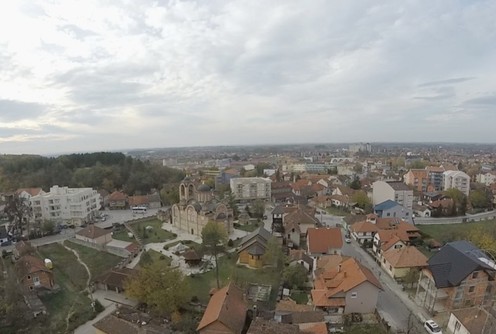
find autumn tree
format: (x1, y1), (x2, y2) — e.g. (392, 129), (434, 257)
(444, 188), (467, 216)
(468, 226), (496, 256)
(201, 221), (228, 288)
(124, 262), (190, 315)
(351, 190), (372, 213)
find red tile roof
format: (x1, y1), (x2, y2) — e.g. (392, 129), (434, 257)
(307, 228), (343, 254)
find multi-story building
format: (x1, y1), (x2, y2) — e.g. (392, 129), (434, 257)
(30, 185), (100, 224)
(230, 177), (271, 201)
(372, 181), (413, 210)
(443, 170), (470, 196)
(426, 166), (445, 191)
(404, 169), (429, 193)
(476, 172), (496, 186)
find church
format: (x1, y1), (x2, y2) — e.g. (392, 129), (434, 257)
(171, 177), (234, 237)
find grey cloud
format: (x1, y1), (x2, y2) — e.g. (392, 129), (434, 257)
(464, 95), (496, 106)
(0, 100), (46, 121)
(418, 77), (475, 87)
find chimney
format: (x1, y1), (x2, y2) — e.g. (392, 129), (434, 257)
(338, 264), (342, 272)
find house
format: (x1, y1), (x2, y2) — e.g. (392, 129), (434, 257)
(237, 227), (272, 269)
(183, 249), (204, 266)
(98, 189), (110, 209)
(415, 240), (496, 313)
(372, 181), (413, 210)
(413, 203), (431, 217)
(284, 208), (319, 237)
(372, 230), (407, 260)
(247, 318), (300, 334)
(127, 195), (149, 208)
(75, 225), (113, 245)
(476, 172), (496, 186)
(93, 305), (166, 334)
(299, 322), (328, 334)
(380, 246), (428, 279)
(349, 219), (378, 246)
(197, 283), (247, 334)
(288, 249), (314, 272)
(311, 258), (382, 314)
(15, 255), (54, 291)
(307, 228), (343, 257)
(447, 306), (496, 334)
(93, 268), (137, 293)
(108, 191), (128, 210)
(313, 254), (347, 279)
(16, 187), (44, 200)
(374, 200), (413, 223)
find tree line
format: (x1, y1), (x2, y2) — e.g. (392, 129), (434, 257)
(0, 152), (185, 196)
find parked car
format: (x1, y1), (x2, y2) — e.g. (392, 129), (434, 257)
(424, 320), (442, 334)
(345, 237), (352, 243)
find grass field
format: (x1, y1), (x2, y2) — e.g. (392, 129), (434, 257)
(138, 249), (172, 268)
(37, 243), (96, 333)
(186, 253), (281, 308)
(418, 219), (496, 244)
(64, 241), (123, 278)
(112, 218), (176, 244)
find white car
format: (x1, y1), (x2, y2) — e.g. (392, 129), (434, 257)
(345, 237), (352, 243)
(424, 320), (442, 334)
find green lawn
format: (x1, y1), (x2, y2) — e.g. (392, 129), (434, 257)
(138, 249), (172, 268)
(325, 206), (350, 216)
(290, 290), (309, 304)
(112, 218), (177, 244)
(64, 241), (123, 278)
(418, 219), (496, 244)
(186, 254), (281, 308)
(345, 324), (387, 334)
(37, 243), (96, 333)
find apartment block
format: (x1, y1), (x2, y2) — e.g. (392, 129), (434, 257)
(372, 181), (413, 210)
(230, 177), (272, 201)
(30, 185), (101, 223)
(443, 170), (470, 196)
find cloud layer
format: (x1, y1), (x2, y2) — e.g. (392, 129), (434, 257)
(1, 0), (496, 154)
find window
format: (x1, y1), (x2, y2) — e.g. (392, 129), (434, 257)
(472, 272), (479, 279)
(387, 213), (391, 217)
(469, 286), (475, 293)
(351, 292), (357, 298)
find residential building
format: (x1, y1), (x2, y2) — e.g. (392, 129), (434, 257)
(447, 306), (496, 334)
(93, 305), (167, 334)
(311, 257), (382, 314)
(426, 166), (445, 192)
(372, 181), (413, 210)
(349, 215), (378, 245)
(443, 170), (471, 196)
(197, 283), (247, 334)
(108, 191), (127, 209)
(380, 246), (428, 279)
(93, 268), (137, 293)
(374, 200), (413, 223)
(171, 177), (234, 237)
(476, 172), (496, 187)
(404, 169), (429, 193)
(15, 255), (54, 291)
(237, 227), (272, 269)
(30, 185), (100, 224)
(75, 225), (113, 245)
(230, 177), (272, 201)
(307, 227), (343, 257)
(415, 241), (496, 313)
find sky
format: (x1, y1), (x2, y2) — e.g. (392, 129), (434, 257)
(1, 0), (496, 155)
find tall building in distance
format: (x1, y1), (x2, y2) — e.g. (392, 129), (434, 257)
(443, 170), (470, 196)
(230, 177), (272, 201)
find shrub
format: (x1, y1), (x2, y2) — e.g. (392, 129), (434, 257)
(163, 245), (169, 250)
(191, 296), (199, 303)
(93, 299), (105, 313)
(227, 239), (234, 247)
(159, 255), (166, 260)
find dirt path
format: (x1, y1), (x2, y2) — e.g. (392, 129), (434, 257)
(63, 243), (92, 289)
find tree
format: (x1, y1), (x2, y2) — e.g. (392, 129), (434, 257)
(251, 199), (265, 219)
(201, 221), (228, 288)
(349, 176), (361, 190)
(469, 188), (491, 209)
(262, 237), (285, 269)
(225, 192), (239, 219)
(283, 265), (308, 289)
(351, 191), (372, 213)
(4, 194), (33, 238)
(444, 188), (467, 216)
(353, 163), (363, 174)
(403, 269), (420, 289)
(468, 226), (496, 255)
(41, 220), (55, 235)
(124, 261), (189, 315)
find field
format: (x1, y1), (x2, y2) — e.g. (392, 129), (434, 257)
(112, 218), (177, 244)
(418, 219), (496, 244)
(64, 240), (123, 278)
(186, 253), (281, 308)
(37, 243), (96, 333)
(138, 249), (172, 268)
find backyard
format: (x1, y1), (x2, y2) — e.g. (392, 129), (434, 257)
(37, 243), (97, 333)
(64, 240), (123, 277)
(186, 253), (282, 308)
(112, 218), (177, 244)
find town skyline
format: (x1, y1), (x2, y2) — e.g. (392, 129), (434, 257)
(1, 0), (496, 155)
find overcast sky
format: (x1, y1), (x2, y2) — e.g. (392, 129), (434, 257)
(1, 0), (495, 155)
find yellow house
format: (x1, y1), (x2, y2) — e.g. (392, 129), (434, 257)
(237, 227), (271, 269)
(381, 245), (428, 279)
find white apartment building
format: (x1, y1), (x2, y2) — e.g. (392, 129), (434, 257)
(230, 177), (271, 201)
(30, 185), (101, 223)
(443, 170), (470, 196)
(476, 172), (496, 186)
(372, 181), (413, 210)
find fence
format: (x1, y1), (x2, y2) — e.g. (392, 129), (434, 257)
(415, 210), (496, 225)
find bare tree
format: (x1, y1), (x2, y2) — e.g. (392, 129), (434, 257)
(3, 194), (33, 239)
